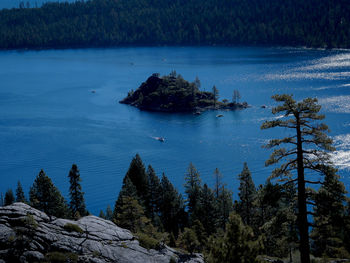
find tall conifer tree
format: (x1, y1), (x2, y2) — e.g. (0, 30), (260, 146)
(29, 169), (69, 218)
(184, 163), (202, 224)
(261, 94), (335, 263)
(236, 162), (256, 226)
(68, 164), (87, 217)
(15, 181), (27, 203)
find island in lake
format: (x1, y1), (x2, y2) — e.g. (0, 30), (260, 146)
(120, 72), (248, 113)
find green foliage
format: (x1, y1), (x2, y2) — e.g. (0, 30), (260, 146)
(113, 174), (138, 221)
(15, 181), (27, 203)
(311, 166), (349, 258)
(22, 213), (38, 229)
(124, 154), (148, 204)
(29, 169), (70, 218)
(146, 165), (162, 225)
(236, 162), (256, 226)
(63, 223), (84, 234)
(4, 189), (15, 206)
(199, 184), (217, 235)
(114, 196), (147, 233)
(120, 73), (237, 112)
(135, 232), (161, 250)
(44, 251), (78, 263)
(68, 164), (87, 217)
(178, 227), (200, 254)
(1, 0), (350, 49)
(160, 173), (187, 236)
(206, 213), (262, 263)
(184, 163), (202, 224)
(261, 94), (335, 263)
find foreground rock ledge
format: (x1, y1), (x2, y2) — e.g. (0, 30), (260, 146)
(0, 203), (203, 263)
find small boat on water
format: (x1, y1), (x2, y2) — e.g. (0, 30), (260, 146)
(91, 90), (96, 93)
(155, 137), (165, 142)
(216, 114), (224, 118)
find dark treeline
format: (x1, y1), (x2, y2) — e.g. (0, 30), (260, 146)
(2, 95), (350, 262)
(1, 0), (350, 49)
(2, 154), (350, 261)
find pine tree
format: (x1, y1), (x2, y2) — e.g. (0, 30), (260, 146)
(160, 173), (186, 236)
(216, 185), (233, 230)
(213, 168), (223, 199)
(146, 165), (162, 224)
(207, 213), (261, 263)
(0, 193), (4, 206)
(261, 94), (335, 263)
(105, 205), (113, 221)
(114, 196), (147, 232)
(29, 169), (69, 218)
(184, 162), (202, 225)
(68, 164), (87, 217)
(113, 175), (138, 221)
(15, 181), (27, 203)
(236, 162), (256, 226)
(125, 154), (148, 204)
(310, 166), (348, 258)
(212, 85), (219, 106)
(4, 189), (15, 206)
(199, 184), (217, 235)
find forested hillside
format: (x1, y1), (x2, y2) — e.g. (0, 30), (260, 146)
(0, 0), (350, 49)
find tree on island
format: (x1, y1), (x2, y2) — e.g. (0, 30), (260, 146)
(232, 90), (241, 103)
(212, 85), (219, 106)
(261, 94), (335, 263)
(68, 164), (87, 218)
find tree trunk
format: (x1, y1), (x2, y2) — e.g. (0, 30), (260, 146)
(296, 115), (310, 263)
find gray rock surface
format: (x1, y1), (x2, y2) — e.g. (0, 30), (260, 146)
(0, 203), (204, 263)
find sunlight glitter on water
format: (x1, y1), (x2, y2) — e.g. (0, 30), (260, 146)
(331, 134), (350, 170)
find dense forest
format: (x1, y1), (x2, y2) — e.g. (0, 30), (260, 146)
(120, 72), (247, 112)
(2, 95), (350, 262)
(0, 0), (350, 49)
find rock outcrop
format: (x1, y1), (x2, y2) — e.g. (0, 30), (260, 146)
(0, 203), (204, 263)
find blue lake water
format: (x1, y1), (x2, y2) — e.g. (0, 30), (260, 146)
(0, 0), (75, 9)
(1, 47), (350, 214)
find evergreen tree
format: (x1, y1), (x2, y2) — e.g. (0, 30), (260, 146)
(212, 85), (219, 106)
(236, 162), (256, 226)
(261, 94), (335, 263)
(105, 205), (113, 221)
(15, 181), (27, 203)
(310, 166), (348, 258)
(99, 210), (106, 219)
(207, 213), (261, 263)
(29, 169), (69, 218)
(113, 175), (138, 221)
(178, 228), (200, 254)
(199, 184), (217, 235)
(4, 189), (15, 206)
(213, 168), (223, 199)
(216, 185), (233, 230)
(68, 164), (87, 217)
(184, 162), (202, 225)
(160, 173), (186, 236)
(0, 193), (3, 206)
(146, 165), (162, 225)
(114, 196), (147, 232)
(125, 154), (148, 204)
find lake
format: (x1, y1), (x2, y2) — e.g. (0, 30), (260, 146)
(1, 47), (349, 214)
(0, 0), (76, 9)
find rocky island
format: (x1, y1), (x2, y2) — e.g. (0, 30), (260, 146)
(120, 72), (248, 113)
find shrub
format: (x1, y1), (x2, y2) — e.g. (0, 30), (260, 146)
(63, 223), (83, 234)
